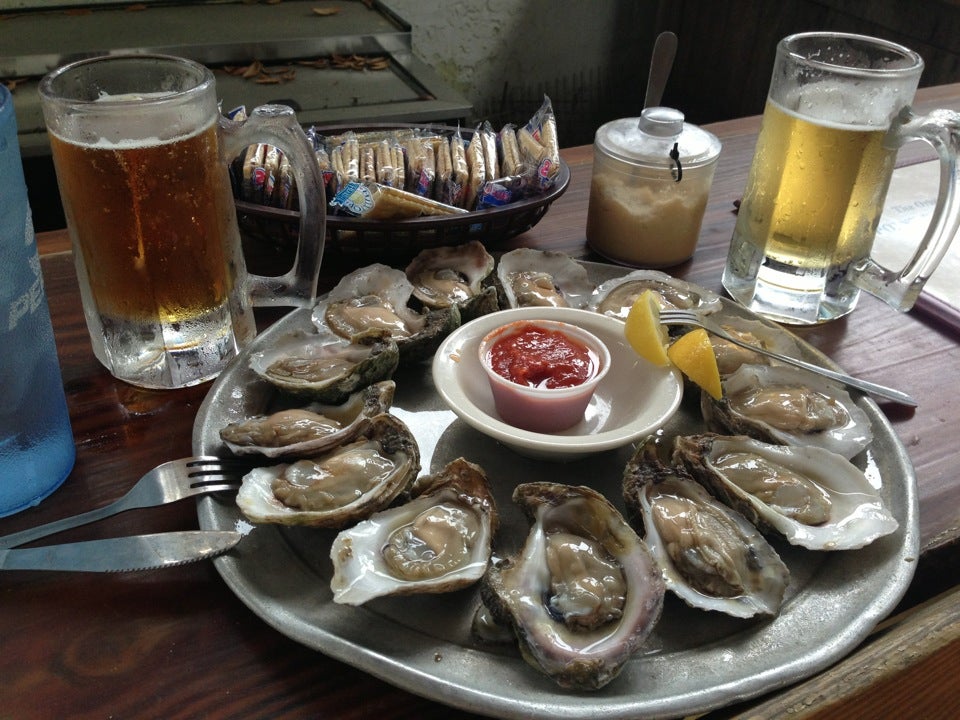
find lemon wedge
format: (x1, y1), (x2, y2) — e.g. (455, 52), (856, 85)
(667, 328), (723, 400)
(624, 290), (670, 367)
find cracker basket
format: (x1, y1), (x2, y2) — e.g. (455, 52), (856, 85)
(233, 123), (570, 264)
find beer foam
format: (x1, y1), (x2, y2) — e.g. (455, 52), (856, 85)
(96, 90), (178, 103)
(85, 134), (176, 150)
(778, 81), (906, 130)
(49, 115), (213, 151)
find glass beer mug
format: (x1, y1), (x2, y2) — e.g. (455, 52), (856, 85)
(39, 54), (326, 388)
(723, 32), (960, 324)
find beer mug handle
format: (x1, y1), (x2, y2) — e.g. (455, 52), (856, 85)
(219, 105), (326, 308)
(855, 107), (960, 311)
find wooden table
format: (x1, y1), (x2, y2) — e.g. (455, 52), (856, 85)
(2, 84), (959, 720)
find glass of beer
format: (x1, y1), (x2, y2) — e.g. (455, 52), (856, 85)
(723, 32), (960, 324)
(39, 54), (326, 388)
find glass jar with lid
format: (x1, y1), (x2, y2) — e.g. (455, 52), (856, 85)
(586, 107), (721, 267)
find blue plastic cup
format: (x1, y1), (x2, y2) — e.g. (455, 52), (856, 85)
(0, 85), (76, 517)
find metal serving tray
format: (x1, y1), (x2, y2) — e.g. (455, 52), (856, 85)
(193, 260), (918, 720)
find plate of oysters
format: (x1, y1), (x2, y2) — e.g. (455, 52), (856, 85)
(193, 242), (918, 720)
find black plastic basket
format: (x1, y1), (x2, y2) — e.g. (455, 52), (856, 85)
(234, 123), (569, 263)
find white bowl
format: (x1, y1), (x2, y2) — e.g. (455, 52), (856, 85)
(432, 307), (684, 460)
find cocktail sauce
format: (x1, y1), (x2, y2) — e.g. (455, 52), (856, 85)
(487, 323), (598, 389)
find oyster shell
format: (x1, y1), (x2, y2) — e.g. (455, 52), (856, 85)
(312, 263), (460, 362)
(219, 380), (395, 458)
(480, 482), (664, 690)
(623, 437), (789, 618)
(235, 412), (420, 528)
(404, 241), (499, 320)
(589, 269), (722, 319)
(673, 434), (899, 550)
(470, 602), (516, 645)
(329, 457), (498, 605)
(495, 248), (594, 309)
(249, 328), (399, 404)
(702, 363), (873, 459)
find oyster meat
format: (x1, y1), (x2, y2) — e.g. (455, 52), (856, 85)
(495, 248), (595, 309)
(235, 413), (420, 528)
(707, 316), (803, 376)
(673, 434), (899, 551)
(404, 241), (499, 320)
(219, 380), (395, 458)
(330, 457), (498, 605)
(702, 363), (873, 459)
(312, 263), (460, 362)
(623, 438), (789, 618)
(589, 269), (722, 319)
(480, 482), (664, 690)
(250, 328), (399, 404)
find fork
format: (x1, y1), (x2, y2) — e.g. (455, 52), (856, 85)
(0, 457), (247, 549)
(658, 309), (918, 407)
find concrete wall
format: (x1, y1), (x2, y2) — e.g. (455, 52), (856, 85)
(382, 0), (960, 148)
(381, 0), (658, 147)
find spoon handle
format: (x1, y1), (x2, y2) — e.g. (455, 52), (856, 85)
(644, 31), (678, 109)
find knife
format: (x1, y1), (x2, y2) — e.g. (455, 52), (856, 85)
(0, 530), (242, 572)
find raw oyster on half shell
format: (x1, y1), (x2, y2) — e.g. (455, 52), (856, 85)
(250, 328), (399, 404)
(589, 269), (721, 319)
(312, 263), (460, 362)
(404, 241), (499, 320)
(702, 363), (873, 459)
(480, 482), (664, 690)
(495, 248), (594, 309)
(219, 380), (396, 458)
(235, 412), (420, 528)
(673, 434), (898, 551)
(623, 437), (789, 618)
(330, 457), (498, 605)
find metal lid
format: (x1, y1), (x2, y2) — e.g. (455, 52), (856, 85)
(594, 107), (721, 170)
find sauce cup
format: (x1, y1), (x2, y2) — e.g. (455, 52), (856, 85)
(478, 319), (611, 433)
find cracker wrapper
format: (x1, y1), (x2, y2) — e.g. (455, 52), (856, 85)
(231, 95), (562, 214)
(330, 181), (468, 220)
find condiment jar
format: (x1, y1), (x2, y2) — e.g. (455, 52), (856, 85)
(586, 107), (721, 268)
